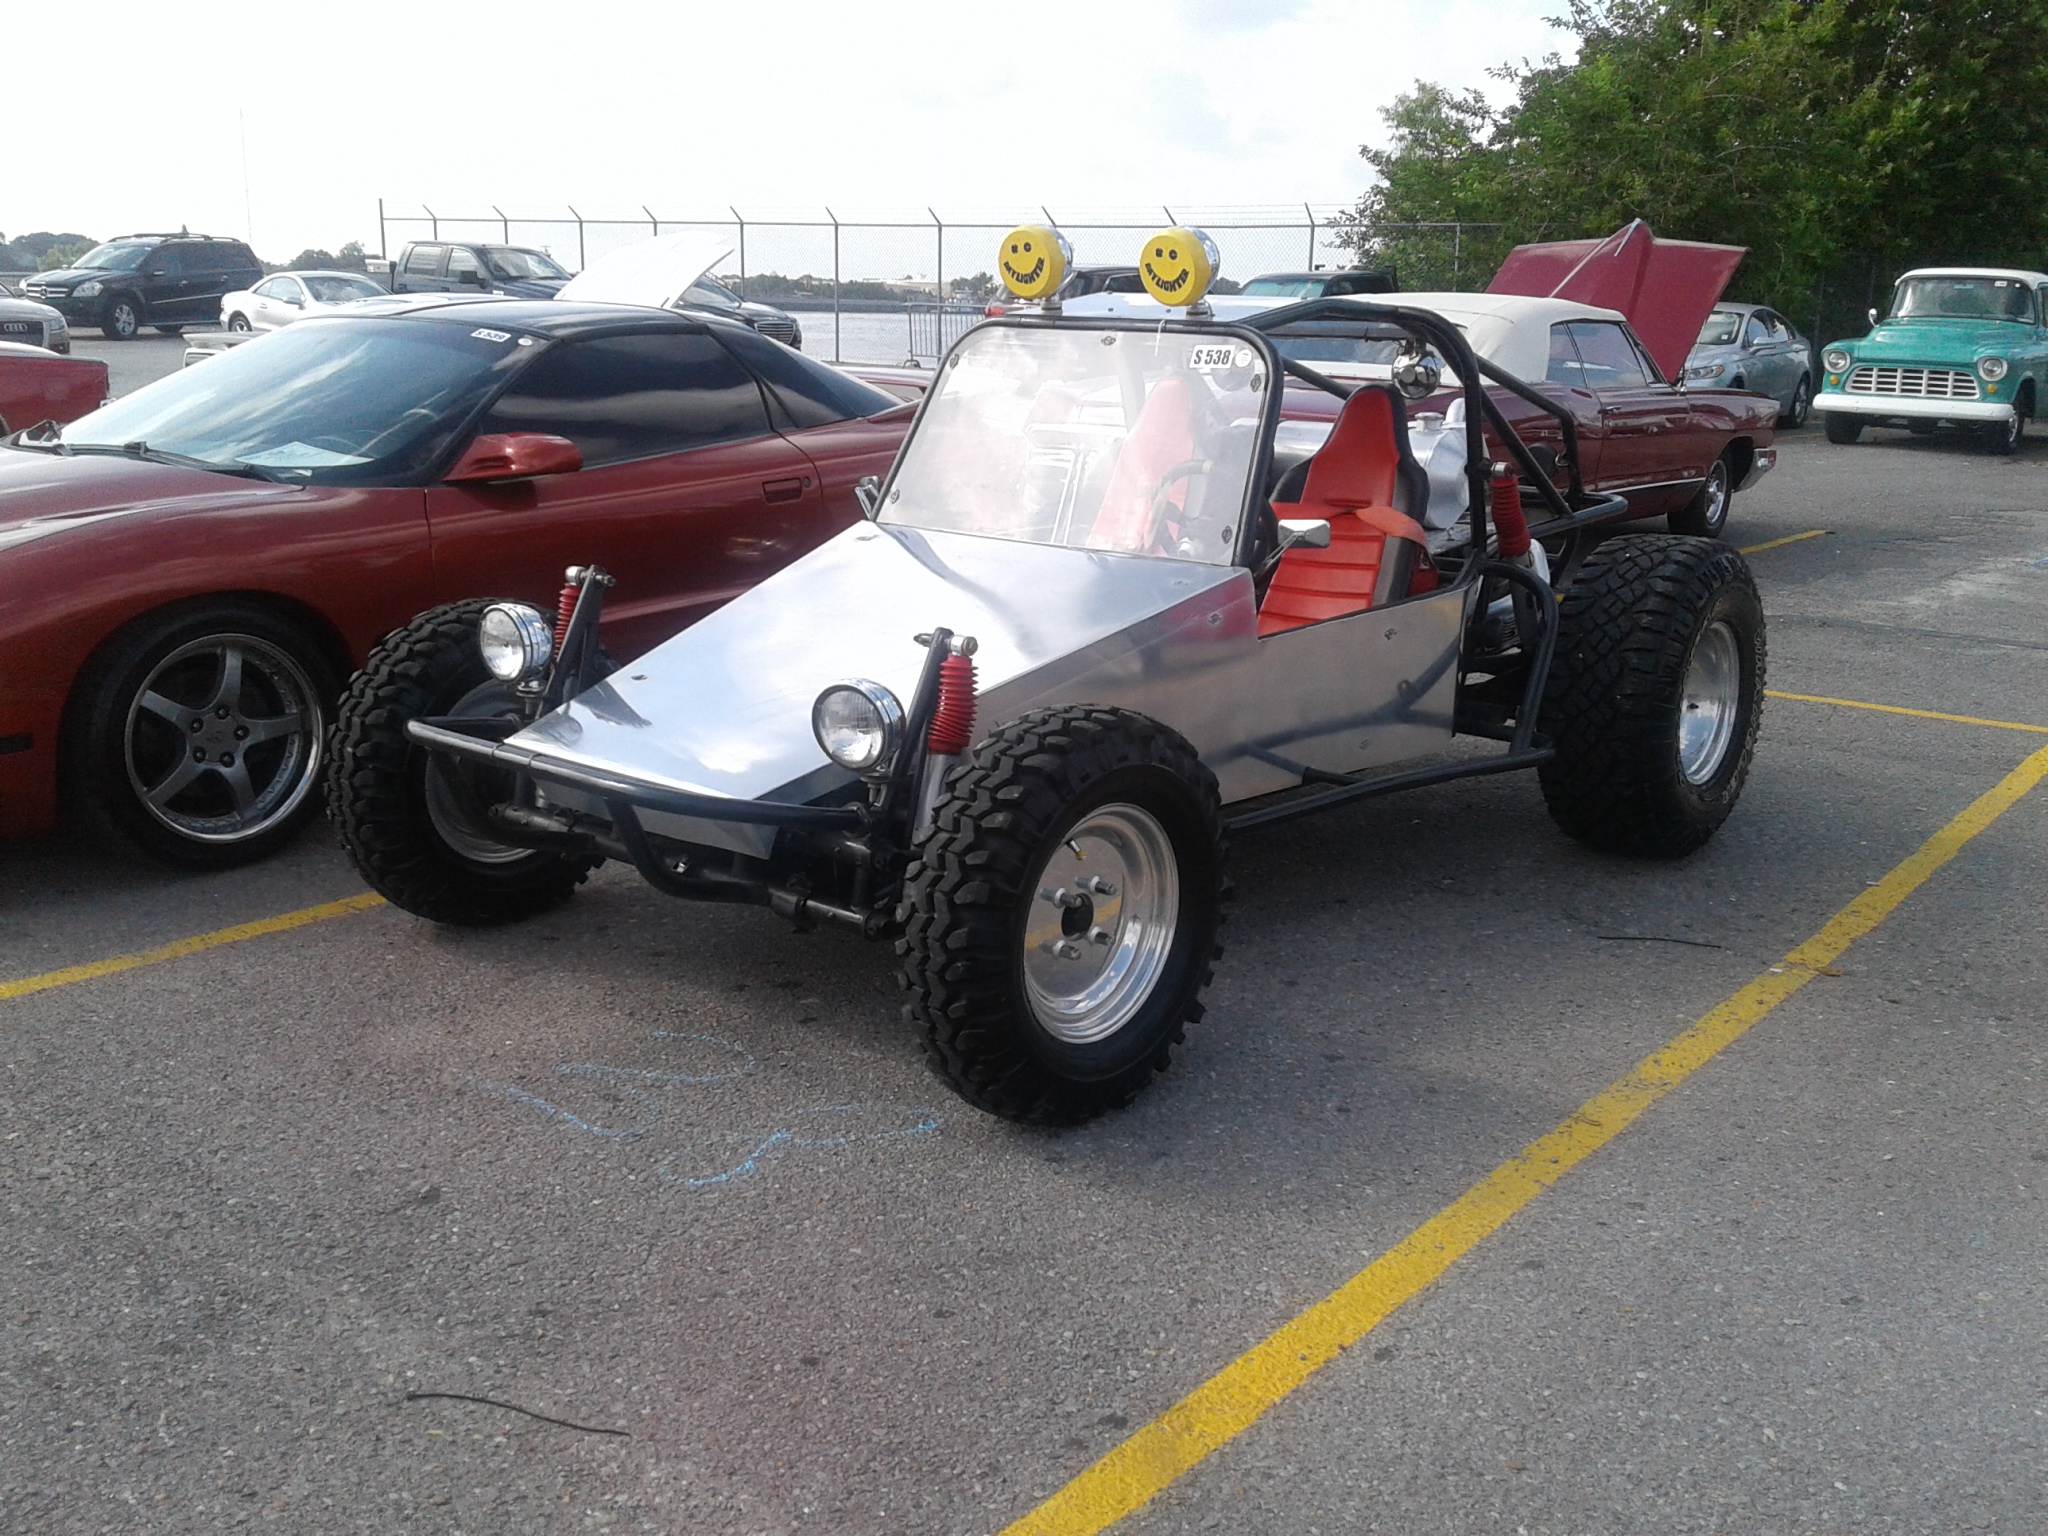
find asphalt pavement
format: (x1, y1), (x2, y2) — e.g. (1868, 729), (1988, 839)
(3, 422), (2046, 1535)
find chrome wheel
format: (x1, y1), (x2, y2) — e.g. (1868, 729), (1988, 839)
(1023, 804), (1180, 1045)
(123, 634), (322, 844)
(1678, 620), (1741, 785)
(1698, 458), (1730, 535)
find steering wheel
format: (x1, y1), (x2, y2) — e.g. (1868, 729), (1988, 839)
(1144, 457), (1212, 552)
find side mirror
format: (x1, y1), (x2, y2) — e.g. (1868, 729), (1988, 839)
(1393, 352), (1442, 400)
(285, 294), (304, 308)
(1277, 517), (1332, 550)
(462, 269), (486, 287)
(444, 432), (583, 484)
(1868, 307), (1880, 328)
(854, 475), (882, 517)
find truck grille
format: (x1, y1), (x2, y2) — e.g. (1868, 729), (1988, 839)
(752, 316), (797, 345)
(1845, 365), (1980, 400)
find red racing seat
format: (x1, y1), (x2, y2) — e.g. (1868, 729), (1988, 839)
(1259, 386), (1433, 638)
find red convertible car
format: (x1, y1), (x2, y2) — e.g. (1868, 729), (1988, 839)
(0, 340), (107, 435)
(0, 301), (911, 866)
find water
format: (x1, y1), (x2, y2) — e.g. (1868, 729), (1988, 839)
(792, 309), (937, 366)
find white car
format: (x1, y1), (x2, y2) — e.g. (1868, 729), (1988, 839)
(221, 270), (392, 332)
(0, 294), (70, 353)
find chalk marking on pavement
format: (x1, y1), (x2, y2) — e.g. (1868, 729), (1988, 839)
(1002, 740), (2048, 1536)
(1766, 690), (2048, 735)
(0, 892), (385, 1003)
(1739, 529), (1830, 554)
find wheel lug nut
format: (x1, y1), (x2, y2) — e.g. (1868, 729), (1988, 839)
(234, 726), (249, 740)
(220, 752), (234, 767)
(1052, 940), (1082, 960)
(216, 706), (230, 719)
(189, 719), (202, 733)
(1089, 927), (1112, 946)
(193, 749), (205, 762)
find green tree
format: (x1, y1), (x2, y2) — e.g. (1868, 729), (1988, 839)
(1344, 1), (2048, 340)
(36, 240), (94, 271)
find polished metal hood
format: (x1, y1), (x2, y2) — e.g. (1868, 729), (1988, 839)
(511, 520), (1467, 842)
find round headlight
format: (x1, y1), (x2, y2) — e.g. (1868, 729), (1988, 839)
(478, 602), (553, 682)
(75, 280), (102, 299)
(811, 680), (904, 772)
(1823, 348), (1851, 374)
(1978, 356), (2009, 381)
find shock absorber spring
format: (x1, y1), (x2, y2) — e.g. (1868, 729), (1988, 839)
(1489, 464), (1531, 559)
(552, 578), (580, 653)
(925, 646), (978, 755)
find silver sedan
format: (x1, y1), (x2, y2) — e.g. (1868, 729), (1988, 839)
(1683, 303), (1814, 425)
(0, 294), (69, 352)
(221, 270), (390, 332)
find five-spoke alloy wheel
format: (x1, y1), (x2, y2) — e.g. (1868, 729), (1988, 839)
(67, 604), (336, 867)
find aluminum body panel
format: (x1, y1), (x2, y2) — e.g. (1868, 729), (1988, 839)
(505, 521), (1470, 828)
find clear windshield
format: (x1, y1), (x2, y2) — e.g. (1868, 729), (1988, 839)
(484, 248), (569, 281)
(881, 324), (1266, 565)
(75, 242), (151, 272)
(303, 274), (384, 303)
(1893, 277), (2038, 323)
(1696, 311), (1742, 345)
(59, 317), (535, 482)
(1239, 277), (1322, 299)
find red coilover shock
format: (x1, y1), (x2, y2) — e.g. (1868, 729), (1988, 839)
(552, 577), (580, 653)
(1489, 463), (1531, 560)
(925, 643), (978, 756)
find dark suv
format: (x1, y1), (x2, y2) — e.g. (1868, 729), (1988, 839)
(389, 242), (571, 298)
(24, 234), (263, 340)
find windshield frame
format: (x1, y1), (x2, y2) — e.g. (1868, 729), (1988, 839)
(876, 317), (1285, 570)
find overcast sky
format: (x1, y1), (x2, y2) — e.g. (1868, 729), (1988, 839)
(10, 0), (1571, 272)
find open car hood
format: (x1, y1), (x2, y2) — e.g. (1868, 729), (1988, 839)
(554, 232), (736, 311)
(1487, 220), (1745, 382)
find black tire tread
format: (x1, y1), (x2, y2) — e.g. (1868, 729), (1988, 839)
(327, 599), (592, 924)
(898, 705), (1224, 1124)
(1538, 535), (1765, 858)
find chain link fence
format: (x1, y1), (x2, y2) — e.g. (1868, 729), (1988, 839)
(376, 203), (1505, 364)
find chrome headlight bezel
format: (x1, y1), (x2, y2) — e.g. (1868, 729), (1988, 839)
(1978, 355), (2010, 382)
(478, 602), (554, 683)
(1822, 347), (1851, 374)
(811, 679), (904, 773)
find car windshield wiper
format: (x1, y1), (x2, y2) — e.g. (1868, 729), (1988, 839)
(6, 420), (71, 453)
(58, 440), (306, 483)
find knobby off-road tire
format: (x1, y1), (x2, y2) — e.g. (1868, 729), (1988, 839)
(899, 706), (1226, 1124)
(327, 600), (594, 925)
(1538, 535), (1765, 859)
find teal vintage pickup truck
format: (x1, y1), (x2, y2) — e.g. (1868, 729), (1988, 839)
(1814, 267), (2048, 454)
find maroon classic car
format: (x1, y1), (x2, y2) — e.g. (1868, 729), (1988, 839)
(0, 302), (910, 866)
(0, 339), (107, 435)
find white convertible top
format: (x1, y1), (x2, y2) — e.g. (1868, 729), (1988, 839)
(1062, 288), (1628, 384)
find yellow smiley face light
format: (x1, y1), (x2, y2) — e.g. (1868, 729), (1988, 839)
(997, 224), (1070, 301)
(1138, 226), (1221, 307)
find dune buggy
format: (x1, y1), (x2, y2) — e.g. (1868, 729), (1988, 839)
(330, 298), (1765, 1123)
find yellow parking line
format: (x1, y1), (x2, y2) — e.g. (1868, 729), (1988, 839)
(1740, 529), (1830, 554)
(0, 892), (385, 1003)
(1003, 740), (2048, 1536)
(1766, 690), (2048, 735)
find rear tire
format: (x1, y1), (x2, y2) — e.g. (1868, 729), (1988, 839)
(899, 706), (1225, 1124)
(327, 600), (595, 924)
(1667, 453), (1732, 538)
(1823, 413), (1863, 444)
(1780, 375), (1810, 427)
(1539, 535), (1764, 859)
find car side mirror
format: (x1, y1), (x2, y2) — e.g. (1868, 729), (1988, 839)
(462, 269), (486, 286)
(1393, 352), (1442, 400)
(1277, 517), (1332, 551)
(1868, 307), (1880, 327)
(285, 295), (304, 307)
(444, 432), (583, 484)
(855, 475), (882, 517)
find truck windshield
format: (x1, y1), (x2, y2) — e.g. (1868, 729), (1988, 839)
(485, 248), (570, 281)
(880, 324), (1267, 565)
(1893, 277), (2038, 324)
(58, 317), (537, 483)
